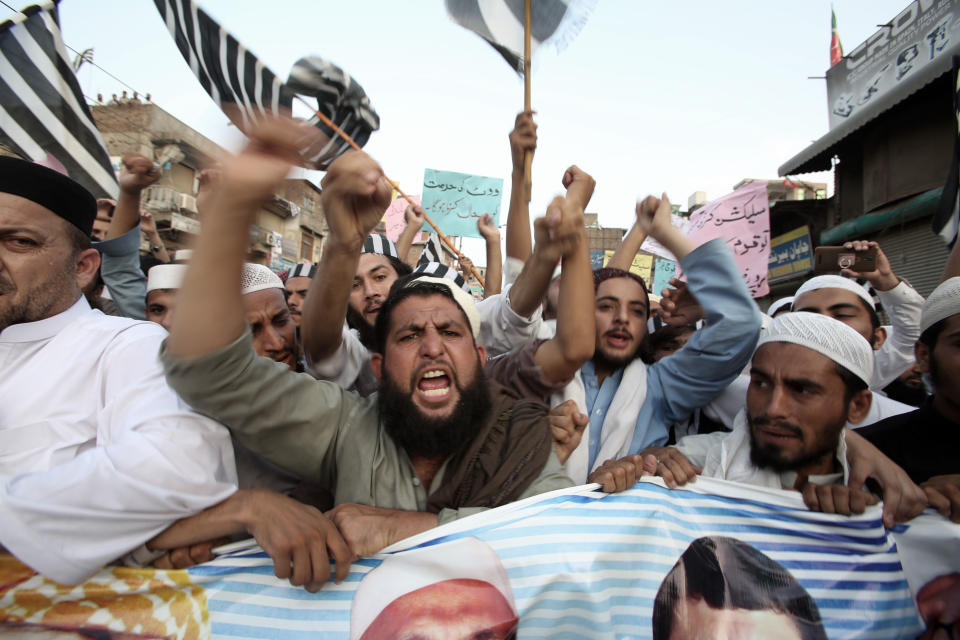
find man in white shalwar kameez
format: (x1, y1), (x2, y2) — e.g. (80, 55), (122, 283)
(0, 157), (237, 585)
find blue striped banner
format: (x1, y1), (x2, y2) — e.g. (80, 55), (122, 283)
(184, 480), (926, 639)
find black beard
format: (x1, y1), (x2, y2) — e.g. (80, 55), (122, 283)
(592, 344), (640, 373)
(346, 305), (377, 350)
(378, 363), (493, 459)
(747, 414), (837, 473)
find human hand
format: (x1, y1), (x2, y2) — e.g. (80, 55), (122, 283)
(659, 278), (704, 326)
(320, 151), (393, 249)
(641, 446), (701, 488)
(840, 240), (898, 291)
(532, 195), (586, 265)
(118, 152), (161, 195)
(216, 117), (320, 214)
(404, 203), (425, 230)
(194, 167), (222, 217)
(326, 503), (438, 558)
(550, 400), (588, 464)
(800, 482), (878, 515)
(561, 165), (596, 211)
(509, 110), (537, 171)
(152, 537), (230, 570)
(240, 489), (354, 592)
(588, 454), (656, 493)
(922, 474), (960, 523)
(458, 256), (475, 277)
(139, 211), (158, 235)
(917, 573), (960, 640)
(635, 193), (675, 241)
(477, 214), (500, 242)
(845, 429), (927, 528)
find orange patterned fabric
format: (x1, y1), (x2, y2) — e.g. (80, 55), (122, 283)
(0, 553), (209, 639)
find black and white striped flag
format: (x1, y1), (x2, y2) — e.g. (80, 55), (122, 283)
(0, 2), (118, 198)
(154, 0), (379, 168)
(419, 232), (446, 266)
(287, 56), (380, 169)
(154, 0), (293, 130)
(444, 0), (592, 74)
(933, 55), (960, 248)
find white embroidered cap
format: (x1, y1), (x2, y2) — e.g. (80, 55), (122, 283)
(146, 264), (187, 292)
(767, 296), (794, 317)
(349, 537), (516, 640)
(240, 263), (283, 295)
(921, 276), (960, 333)
(794, 275), (875, 310)
(757, 311), (874, 386)
(405, 275), (481, 337)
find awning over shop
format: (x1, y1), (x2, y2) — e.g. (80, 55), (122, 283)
(819, 186), (941, 244)
(779, 54), (954, 177)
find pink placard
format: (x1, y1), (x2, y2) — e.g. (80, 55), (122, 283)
(382, 194), (422, 243)
(685, 182), (771, 297)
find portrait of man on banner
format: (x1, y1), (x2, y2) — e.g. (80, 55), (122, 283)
(652, 536), (827, 640)
(350, 537), (518, 640)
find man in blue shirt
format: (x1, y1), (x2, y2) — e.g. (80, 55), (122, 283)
(561, 193), (762, 483)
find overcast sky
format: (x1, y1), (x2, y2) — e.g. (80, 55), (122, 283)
(14, 0), (914, 260)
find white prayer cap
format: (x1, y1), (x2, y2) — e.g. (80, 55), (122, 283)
(349, 537), (515, 640)
(921, 276), (960, 333)
(404, 275), (481, 337)
(241, 263), (283, 295)
(767, 296), (794, 317)
(794, 275), (875, 310)
(146, 264), (187, 292)
(757, 311), (874, 386)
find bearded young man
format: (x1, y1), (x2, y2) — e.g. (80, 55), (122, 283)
(283, 262), (316, 327)
(604, 313), (924, 523)
(859, 277), (960, 521)
(0, 156), (237, 585)
(558, 194), (763, 484)
(154, 119), (595, 592)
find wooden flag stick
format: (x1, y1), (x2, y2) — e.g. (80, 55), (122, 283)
(292, 95), (485, 288)
(523, 0), (533, 203)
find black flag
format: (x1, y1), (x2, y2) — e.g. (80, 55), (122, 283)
(0, 2), (118, 198)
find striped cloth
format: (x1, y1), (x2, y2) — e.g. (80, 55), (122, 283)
(933, 54), (960, 248)
(0, 2), (118, 198)
(444, 0), (593, 74)
(411, 261), (471, 293)
(287, 56), (380, 169)
(418, 232), (446, 265)
(185, 479), (933, 639)
(361, 233), (399, 259)
(153, 0), (378, 168)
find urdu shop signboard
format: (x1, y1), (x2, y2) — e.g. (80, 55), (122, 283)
(826, 0), (960, 130)
(768, 225), (813, 282)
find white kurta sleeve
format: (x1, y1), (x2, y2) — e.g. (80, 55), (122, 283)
(872, 281), (924, 390)
(0, 325), (237, 585)
(304, 325), (376, 394)
(476, 283), (543, 357)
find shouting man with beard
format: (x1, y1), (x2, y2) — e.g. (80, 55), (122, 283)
(154, 119), (591, 592)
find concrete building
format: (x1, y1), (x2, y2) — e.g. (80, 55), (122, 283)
(91, 101), (326, 272)
(778, 0), (955, 297)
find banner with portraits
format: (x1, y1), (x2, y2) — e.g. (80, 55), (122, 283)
(3, 478), (956, 639)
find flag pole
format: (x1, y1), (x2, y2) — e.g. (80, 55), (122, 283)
(291, 95), (485, 288)
(523, 0), (533, 203)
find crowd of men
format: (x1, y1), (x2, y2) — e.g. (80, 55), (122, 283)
(1, 111), (958, 635)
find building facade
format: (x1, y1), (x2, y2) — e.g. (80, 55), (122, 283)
(91, 101), (326, 272)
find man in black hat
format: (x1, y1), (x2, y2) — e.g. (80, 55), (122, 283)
(0, 156), (237, 585)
